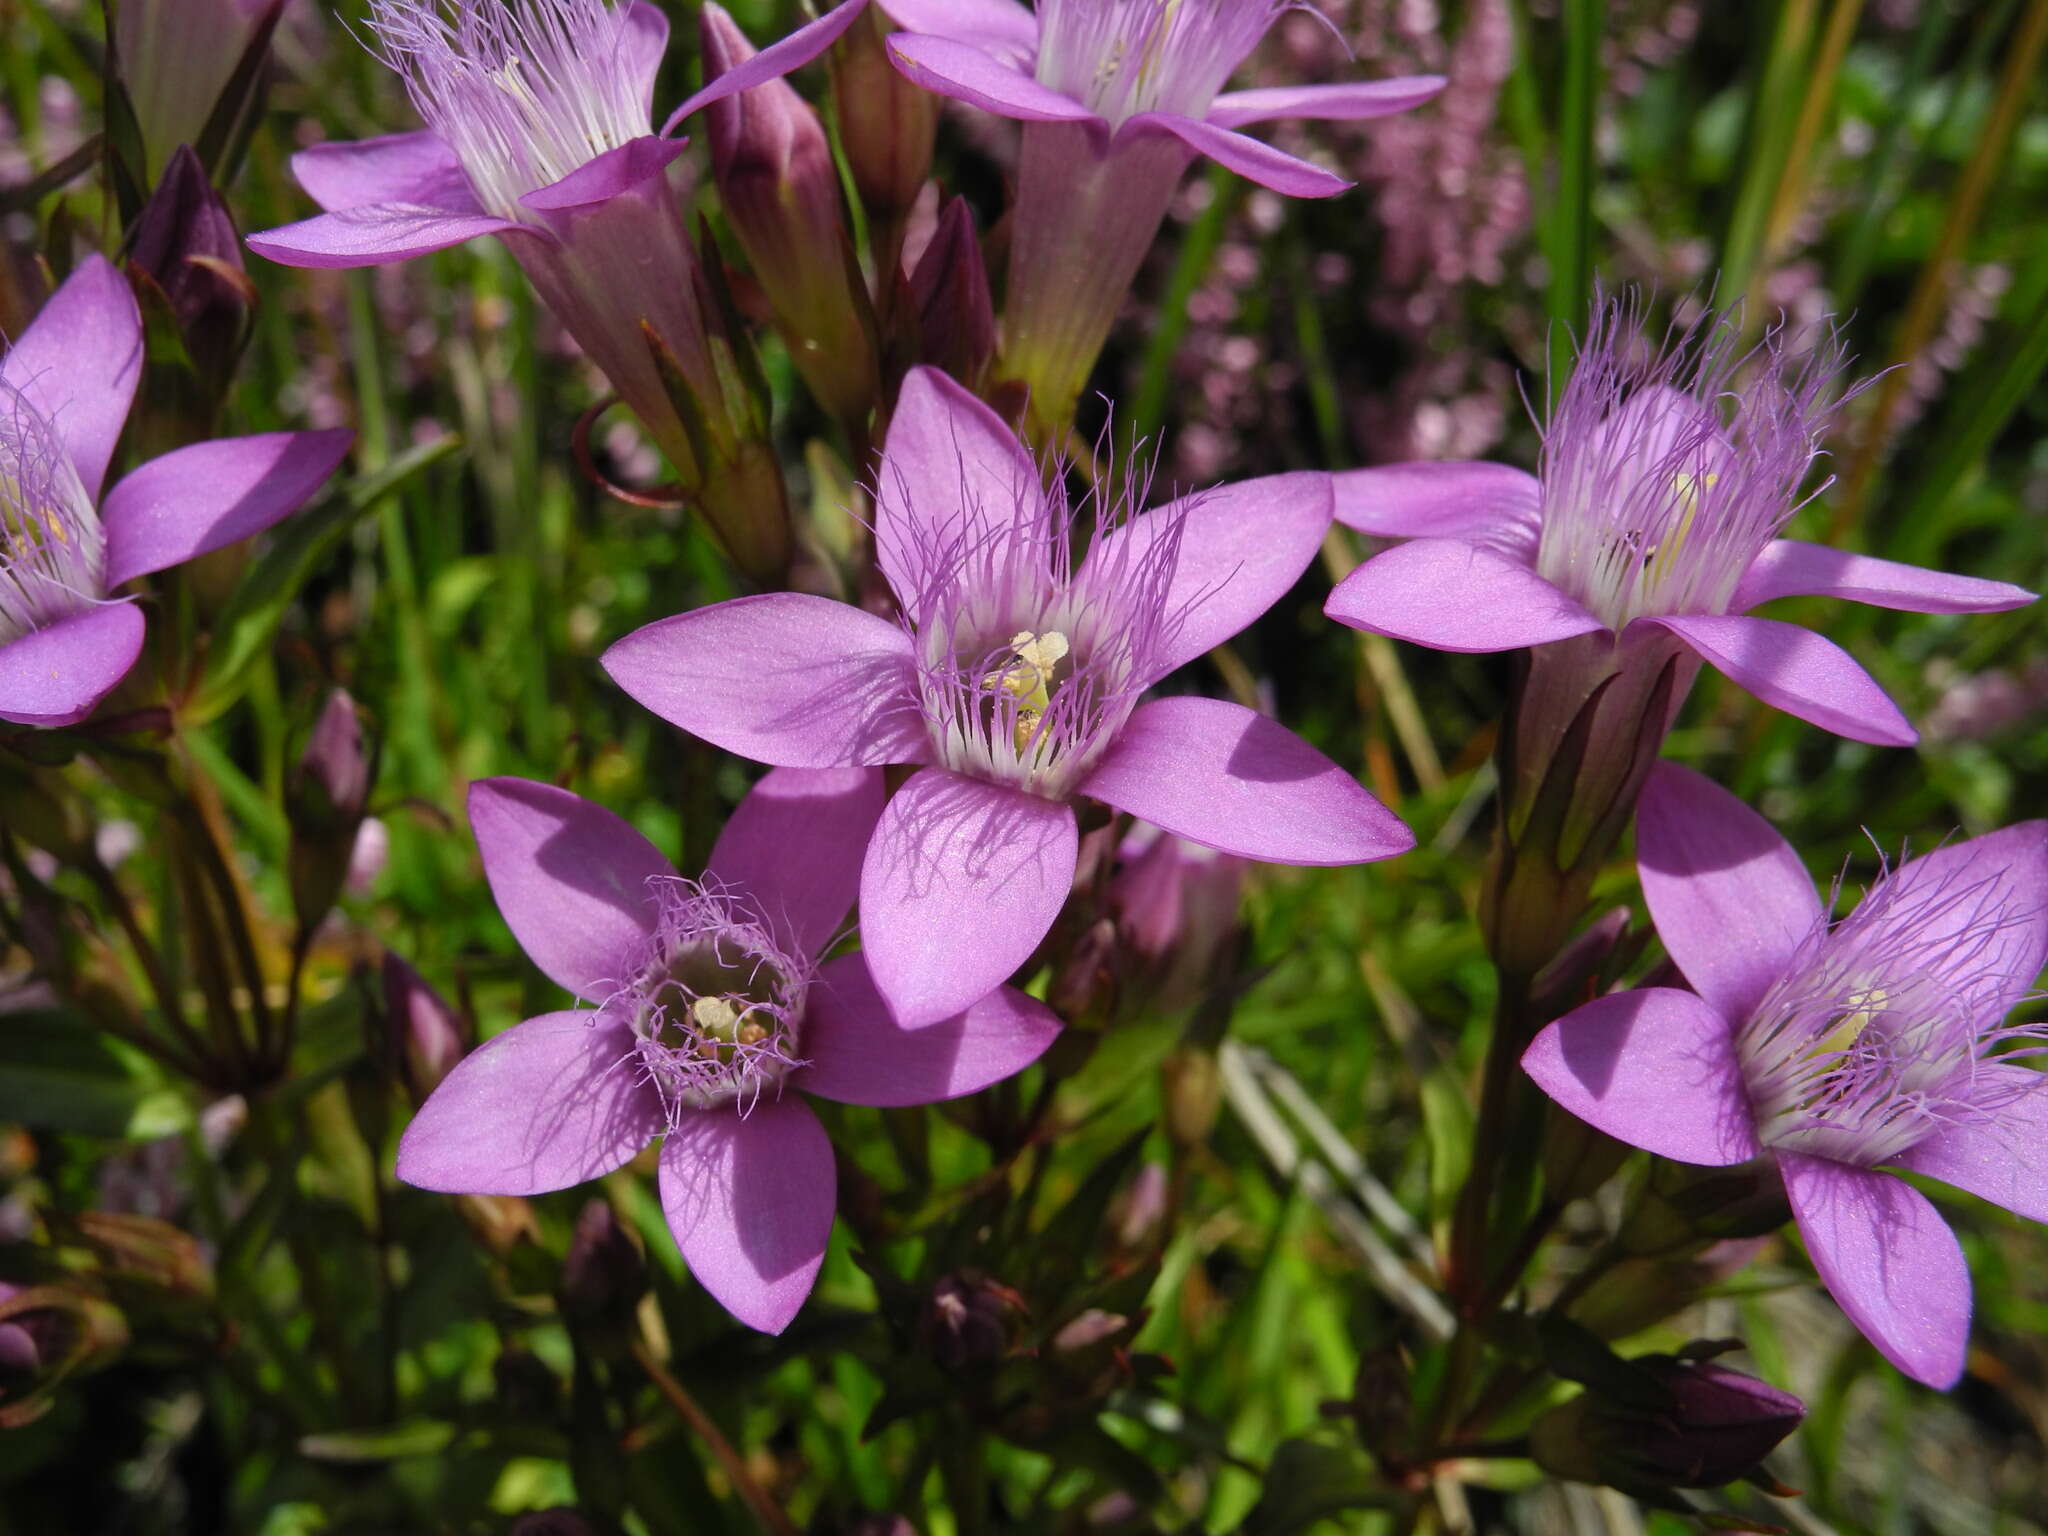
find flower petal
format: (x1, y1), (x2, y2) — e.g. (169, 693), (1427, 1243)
(660, 1094), (835, 1335)
(468, 778), (673, 1003)
(246, 206), (518, 270)
(875, 366), (1047, 621)
(1122, 113), (1348, 197)
(860, 768), (1078, 1027)
(601, 594), (927, 768)
(798, 953), (1060, 1106)
(100, 431), (352, 588)
(1862, 820), (2048, 1024)
(885, 0), (1039, 57)
(1325, 538), (1606, 652)
(623, 0), (671, 114)
(1895, 1066), (2048, 1222)
(1522, 988), (1759, 1165)
(1734, 540), (2036, 616)
(0, 254), (142, 499)
(1081, 471), (1329, 685)
(0, 604), (146, 728)
(395, 1011), (662, 1195)
(1781, 1152), (1970, 1389)
(1636, 761), (1823, 1022)
(1208, 76), (1447, 129)
(1330, 461), (1542, 563)
(289, 130), (482, 216)
(1078, 697), (1412, 865)
(663, 0), (867, 133)
(886, 33), (1100, 123)
(523, 135), (691, 212)
(706, 766), (887, 959)
(1643, 613), (1916, 747)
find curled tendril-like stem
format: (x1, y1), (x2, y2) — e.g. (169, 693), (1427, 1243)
(570, 396), (692, 511)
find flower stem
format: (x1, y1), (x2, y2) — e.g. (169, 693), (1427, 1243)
(631, 1338), (798, 1536)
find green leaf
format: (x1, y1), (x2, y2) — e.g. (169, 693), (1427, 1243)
(0, 1010), (190, 1138)
(1235, 1439), (1391, 1535)
(297, 1419), (458, 1463)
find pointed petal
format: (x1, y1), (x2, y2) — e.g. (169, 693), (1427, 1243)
(1895, 1066), (2048, 1222)
(0, 604), (146, 728)
(1781, 1153), (1970, 1389)
(1208, 76), (1448, 128)
(706, 767), (887, 958)
(468, 778), (673, 1003)
(1864, 821), (2048, 1024)
(1330, 461), (1542, 563)
(1522, 988), (1759, 1165)
(601, 594), (927, 768)
(663, 0), (867, 134)
(1078, 697), (1412, 865)
(623, 0), (671, 115)
(1325, 538), (1606, 652)
(1734, 539), (2035, 615)
(1122, 113), (1347, 197)
(395, 1011), (662, 1195)
(1637, 761), (1824, 1022)
(798, 953), (1060, 1106)
(246, 206), (517, 270)
(289, 130), (482, 215)
(883, 0), (1038, 55)
(1644, 613), (1916, 747)
(101, 431), (352, 588)
(886, 33), (1099, 123)
(660, 1095), (835, 1335)
(0, 254), (141, 499)
(523, 135), (691, 212)
(875, 366), (1047, 622)
(1081, 471), (1329, 685)
(860, 768), (1077, 1027)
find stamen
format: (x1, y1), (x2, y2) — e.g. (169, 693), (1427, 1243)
(1035, 0), (1286, 125)
(0, 384), (105, 645)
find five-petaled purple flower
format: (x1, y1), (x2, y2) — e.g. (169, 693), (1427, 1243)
(599, 365), (1413, 1028)
(1325, 297), (2035, 748)
(398, 768), (1061, 1334)
(1525, 762), (2048, 1388)
(0, 256), (351, 728)
(880, 0), (1444, 430)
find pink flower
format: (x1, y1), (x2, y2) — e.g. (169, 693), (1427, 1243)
(1523, 762), (2048, 1388)
(396, 769), (1060, 1333)
(600, 366), (1412, 1027)
(0, 257), (351, 727)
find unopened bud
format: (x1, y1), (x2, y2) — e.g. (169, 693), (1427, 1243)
(287, 690), (376, 928)
(0, 1281), (129, 1428)
(1541, 1105), (1632, 1205)
(829, 2), (937, 223)
(1048, 917), (1119, 1031)
(382, 954), (472, 1104)
(921, 1271), (1025, 1370)
(1619, 1159), (1790, 1256)
(700, 3), (878, 426)
(1530, 1355), (1803, 1492)
(1161, 1047), (1222, 1148)
(907, 198), (995, 386)
(129, 145), (256, 400)
(1108, 1162), (1168, 1256)
(1571, 1239), (1768, 1340)
(71, 1211), (214, 1303)
(560, 1199), (646, 1326)
(1111, 826), (1246, 1014)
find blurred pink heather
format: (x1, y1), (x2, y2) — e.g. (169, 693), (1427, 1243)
(1325, 293), (2036, 753)
(0, 257), (350, 727)
(1526, 763), (2048, 1389)
(601, 366), (1412, 1029)
(882, 0), (1444, 432)
(396, 770), (1060, 1333)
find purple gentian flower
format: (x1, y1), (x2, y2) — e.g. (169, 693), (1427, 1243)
(600, 366), (1412, 1027)
(246, 0), (861, 575)
(0, 256), (351, 728)
(1524, 762), (2048, 1388)
(881, 0), (1443, 430)
(397, 768), (1061, 1334)
(1325, 299), (2035, 748)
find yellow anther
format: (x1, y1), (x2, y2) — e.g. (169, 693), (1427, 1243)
(691, 994), (742, 1039)
(985, 630), (1069, 754)
(736, 1020), (769, 1047)
(1812, 986), (1886, 1060)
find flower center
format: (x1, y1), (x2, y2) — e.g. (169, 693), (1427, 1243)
(367, 0), (653, 222)
(617, 878), (809, 1114)
(1034, 0), (1283, 125)
(0, 388), (104, 645)
(985, 628), (1072, 752)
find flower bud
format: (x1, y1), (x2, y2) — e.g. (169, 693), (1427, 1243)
(1161, 1046), (1222, 1148)
(1529, 1356), (1804, 1492)
(1570, 1239), (1767, 1341)
(382, 954), (472, 1105)
(0, 1281), (129, 1429)
(287, 691), (375, 929)
(700, 3), (878, 427)
(112, 0), (285, 184)
(128, 145), (257, 404)
(920, 1271), (1025, 1370)
(1048, 917), (1120, 1031)
(1111, 825), (1246, 1014)
(70, 1211), (214, 1304)
(907, 197), (995, 386)
(559, 1198), (646, 1327)
(1540, 1104), (1632, 1206)
(828, 2), (937, 225)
